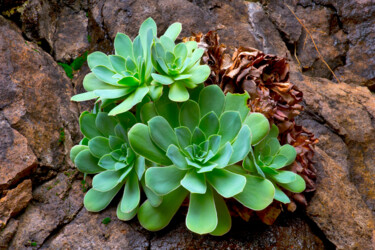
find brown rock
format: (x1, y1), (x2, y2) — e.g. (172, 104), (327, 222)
(21, 0), (90, 62)
(291, 74), (375, 248)
(0, 219), (19, 249)
(41, 206), (149, 249)
(0, 15), (80, 171)
(9, 173), (84, 249)
(0, 119), (37, 190)
(150, 213), (325, 249)
(0, 179), (32, 228)
(307, 147), (374, 249)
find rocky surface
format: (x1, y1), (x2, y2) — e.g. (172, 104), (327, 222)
(0, 0), (374, 249)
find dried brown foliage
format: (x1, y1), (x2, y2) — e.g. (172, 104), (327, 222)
(184, 31), (318, 223)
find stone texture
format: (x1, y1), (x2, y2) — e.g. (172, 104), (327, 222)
(0, 118), (37, 190)
(150, 213), (325, 249)
(0, 179), (32, 227)
(0, 15), (80, 172)
(307, 147), (374, 249)
(9, 173), (84, 248)
(0, 219), (19, 249)
(0, 0), (375, 249)
(21, 0), (90, 62)
(42, 206), (150, 249)
(262, 0), (375, 90)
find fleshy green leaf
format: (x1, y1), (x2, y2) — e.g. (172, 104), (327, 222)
(210, 191), (231, 236)
(198, 85), (225, 117)
(92, 66), (117, 85)
(109, 55), (126, 73)
(141, 177), (162, 207)
(108, 85), (149, 116)
(92, 170), (123, 192)
(169, 82), (189, 102)
(209, 142), (233, 168)
(87, 51), (113, 70)
(199, 112), (219, 137)
(128, 124), (172, 165)
(94, 88), (134, 99)
(163, 22), (182, 41)
(145, 166), (185, 195)
(148, 116), (178, 151)
(79, 111), (102, 139)
(175, 126), (192, 149)
(234, 175), (275, 211)
(218, 111), (242, 145)
(95, 112), (117, 137)
(166, 144), (189, 170)
(98, 154), (117, 170)
(121, 171), (140, 213)
(138, 187), (188, 231)
(228, 125), (252, 165)
(88, 136), (112, 158)
(75, 149), (104, 174)
(84, 183), (123, 212)
(274, 185), (291, 204)
(278, 174), (306, 193)
(206, 169), (246, 198)
(151, 73), (174, 85)
(70, 145), (88, 162)
(224, 92), (250, 121)
(140, 102), (157, 123)
(186, 187), (217, 234)
(83, 73), (117, 91)
(244, 113), (270, 145)
(180, 170), (206, 194)
(185, 65), (210, 84)
(117, 203), (138, 221)
(114, 33), (133, 59)
(179, 100), (200, 133)
(71, 91), (98, 102)
(278, 144), (297, 166)
(270, 170), (297, 184)
(154, 93), (180, 128)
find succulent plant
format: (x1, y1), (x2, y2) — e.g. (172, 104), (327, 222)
(186, 31), (317, 207)
(70, 18), (187, 115)
(70, 111), (161, 220)
(127, 85), (275, 235)
(242, 124), (306, 204)
(150, 37), (210, 102)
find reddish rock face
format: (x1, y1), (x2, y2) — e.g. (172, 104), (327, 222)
(0, 0), (374, 249)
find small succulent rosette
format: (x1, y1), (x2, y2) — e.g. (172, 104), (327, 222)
(128, 85), (276, 235)
(70, 111), (161, 220)
(150, 37), (210, 102)
(71, 17), (210, 115)
(242, 124), (306, 204)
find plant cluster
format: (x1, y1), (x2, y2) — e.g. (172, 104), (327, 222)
(185, 31), (317, 209)
(70, 18), (307, 235)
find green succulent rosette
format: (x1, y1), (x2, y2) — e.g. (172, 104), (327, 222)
(241, 124), (306, 204)
(128, 85), (275, 235)
(70, 111), (161, 220)
(150, 37), (210, 102)
(70, 18), (185, 116)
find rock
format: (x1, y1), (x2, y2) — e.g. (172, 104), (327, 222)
(20, 0), (90, 62)
(42, 206), (150, 249)
(90, 0), (259, 50)
(262, 0), (375, 89)
(0, 15), (80, 172)
(0, 219), (19, 249)
(291, 75), (375, 248)
(53, 9), (89, 62)
(150, 213), (325, 249)
(0, 179), (32, 227)
(0, 117), (37, 190)
(308, 147), (374, 249)
(9, 173), (84, 248)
